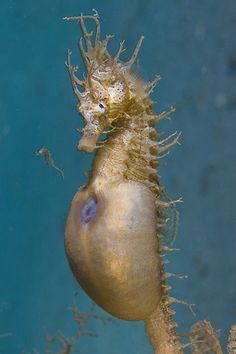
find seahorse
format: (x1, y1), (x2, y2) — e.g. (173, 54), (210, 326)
(64, 11), (183, 354)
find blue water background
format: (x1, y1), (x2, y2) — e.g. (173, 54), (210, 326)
(1, 0), (236, 353)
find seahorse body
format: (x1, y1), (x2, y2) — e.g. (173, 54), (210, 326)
(64, 13), (179, 323)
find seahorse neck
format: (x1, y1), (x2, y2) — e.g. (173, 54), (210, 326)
(89, 113), (160, 192)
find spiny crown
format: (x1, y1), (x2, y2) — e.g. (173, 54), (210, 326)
(64, 11), (160, 152)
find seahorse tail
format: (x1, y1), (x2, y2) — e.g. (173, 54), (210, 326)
(145, 282), (184, 353)
(144, 251), (184, 354)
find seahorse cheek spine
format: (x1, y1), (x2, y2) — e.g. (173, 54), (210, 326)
(65, 180), (162, 320)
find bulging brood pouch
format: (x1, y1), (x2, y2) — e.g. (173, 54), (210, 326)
(64, 11), (182, 350)
(66, 181), (161, 320)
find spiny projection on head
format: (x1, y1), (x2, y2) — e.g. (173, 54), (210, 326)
(64, 10), (185, 354)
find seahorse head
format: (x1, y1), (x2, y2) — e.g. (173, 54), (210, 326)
(64, 12), (157, 152)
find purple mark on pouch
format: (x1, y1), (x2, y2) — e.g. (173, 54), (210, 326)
(81, 197), (97, 224)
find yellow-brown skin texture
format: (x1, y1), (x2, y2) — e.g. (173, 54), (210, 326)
(64, 13), (175, 322)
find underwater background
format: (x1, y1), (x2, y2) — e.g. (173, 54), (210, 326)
(1, 0), (236, 353)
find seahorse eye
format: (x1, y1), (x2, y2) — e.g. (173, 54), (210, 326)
(97, 102), (107, 113)
(81, 197), (97, 224)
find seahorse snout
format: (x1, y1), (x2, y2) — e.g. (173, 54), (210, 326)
(78, 135), (97, 152)
(77, 123), (101, 152)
